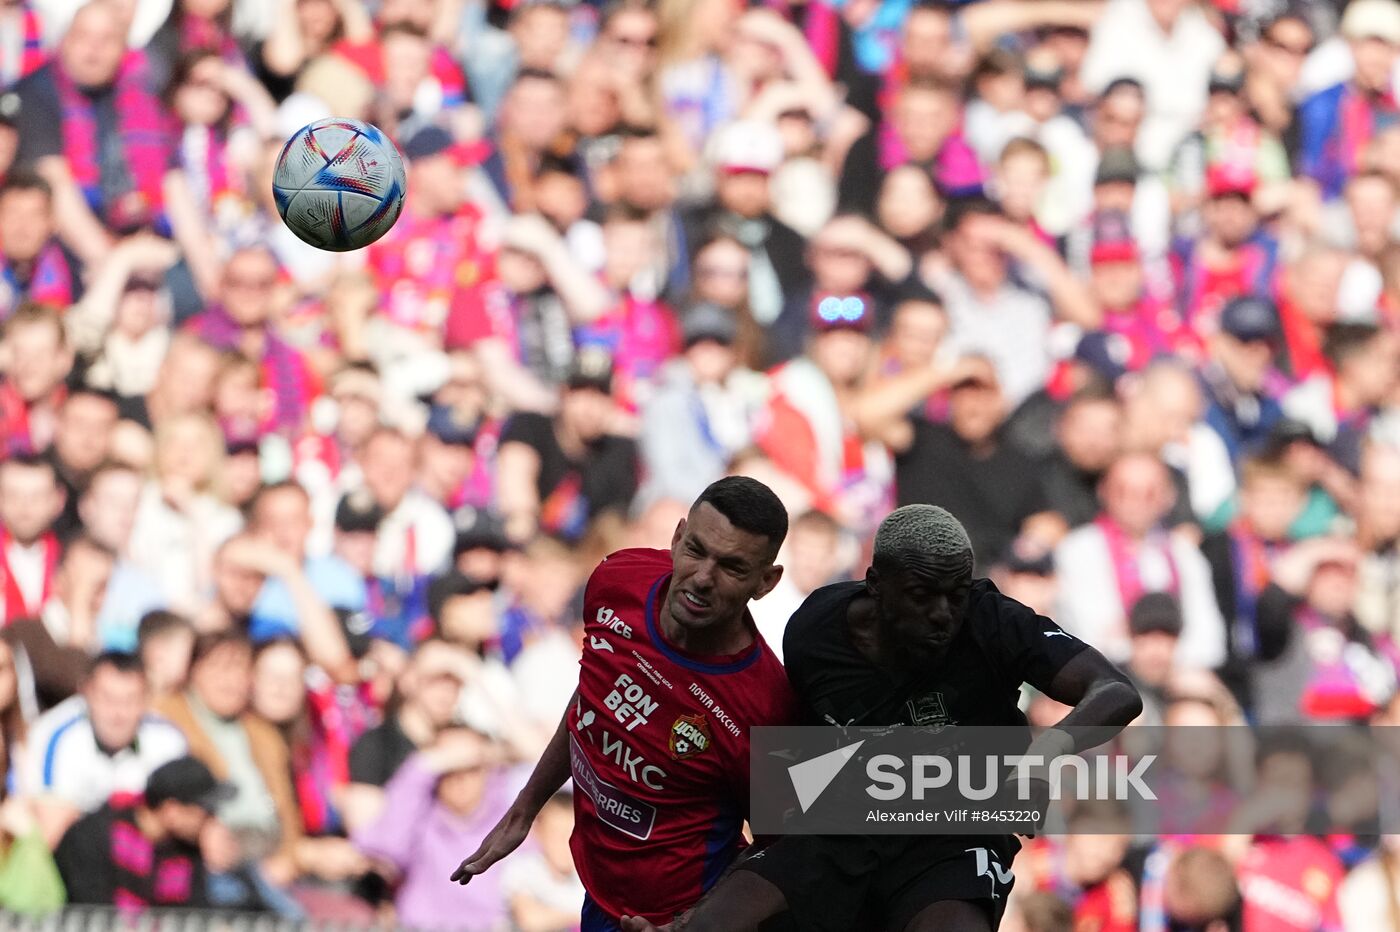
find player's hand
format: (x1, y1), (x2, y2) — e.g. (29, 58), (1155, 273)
(449, 807), (532, 884)
(620, 916), (673, 932)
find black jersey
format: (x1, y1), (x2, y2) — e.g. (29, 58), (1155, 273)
(782, 578), (1088, 730)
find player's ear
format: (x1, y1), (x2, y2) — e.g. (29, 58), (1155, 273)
(753, 563), (783, 601)
(671, 518), (687, 551)
(865, 565), (882, 599)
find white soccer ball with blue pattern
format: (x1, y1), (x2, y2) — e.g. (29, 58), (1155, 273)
(272, 118), (407, 252)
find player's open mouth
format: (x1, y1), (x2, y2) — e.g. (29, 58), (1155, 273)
(681, 591), (710, 611)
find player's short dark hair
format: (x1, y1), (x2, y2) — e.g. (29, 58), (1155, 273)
(88, 650), (145, 680)
(692, 477), (788, 552)
(137, 610), (194, 649)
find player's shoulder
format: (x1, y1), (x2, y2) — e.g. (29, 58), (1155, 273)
(595, 547), (672, 573)
(588, 547), (671, 589)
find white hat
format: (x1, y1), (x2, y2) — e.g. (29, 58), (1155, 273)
(1341, 0), (1400, 44)
(708, 120), (785, 175)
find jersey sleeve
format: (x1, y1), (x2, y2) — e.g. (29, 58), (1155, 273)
(984, 589), (1090, 692)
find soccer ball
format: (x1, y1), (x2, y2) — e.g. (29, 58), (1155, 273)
(272, 118), (407, 252)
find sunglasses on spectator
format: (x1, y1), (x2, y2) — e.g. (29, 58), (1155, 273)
(815, 295), (870, 325)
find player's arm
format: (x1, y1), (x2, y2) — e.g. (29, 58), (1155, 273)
(621, 865), (789, 932)
(1029, 645), (1143, 757)
(450, 690), (575, 884)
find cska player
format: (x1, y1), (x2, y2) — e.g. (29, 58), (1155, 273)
(451, 477), (796, 930)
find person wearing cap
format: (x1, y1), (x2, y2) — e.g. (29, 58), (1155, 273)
(365, 123), (492, 341)
(637, 301), (766, 507)
(758, 291), (891, 526)
(495, 346), (639, 543)
(53, 754), (232, 908)
(682, 119), (809, 330)
(1085, 207), (1194, 372)
(1199, 295), (1287, 461)
(1300, 0), (1400, 199)
(1122, 591), (1184, 725)
(331, 488), (435, 652)
(0, 170), (81, 319)
(1172, 158), (1278, 330)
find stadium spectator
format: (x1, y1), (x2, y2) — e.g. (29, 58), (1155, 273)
(495, 347), (639, 543)
(53, 755), (226, 908)
(638, 302), (766, 507)
(155, 630), (303, 882)
(22, 651), (185, 846)
(0, 305), (73, 456)
(353, 725), (516, 930)
(1055, 452), (1228, 669)
(893, 354), (1064, 569)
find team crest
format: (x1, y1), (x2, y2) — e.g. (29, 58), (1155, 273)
(906, 692), (954, 730)
(669, 713), (711, 760)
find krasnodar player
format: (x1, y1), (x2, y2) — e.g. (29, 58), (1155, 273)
(451, 477), (796, 931)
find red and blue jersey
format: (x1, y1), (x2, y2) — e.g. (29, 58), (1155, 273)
(569, 548), (795, 925)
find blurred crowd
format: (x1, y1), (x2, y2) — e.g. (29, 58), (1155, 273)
(3, 0), (1400, 925)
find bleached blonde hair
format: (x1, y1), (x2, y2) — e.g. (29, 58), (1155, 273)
(872, 505), (974, 577)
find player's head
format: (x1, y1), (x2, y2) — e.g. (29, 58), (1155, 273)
(666, 477), (788, 634)
(867, 505), (974, 667)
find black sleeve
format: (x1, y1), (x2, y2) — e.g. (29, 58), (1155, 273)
(837, 131), (881, 216)
(499, 412), (552, 452)
(347, 730), (387, 786)
(983, 589), (1090, 693)
(1199, 533), (1237, 627)
(54, 818), (111, 905)
(13, 72), (63, 164)
(1254, 583), (1301, 662)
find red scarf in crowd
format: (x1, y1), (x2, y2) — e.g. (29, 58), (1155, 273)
(1096, 515), (1180, 617)
(54, 51), (172, 223)
(0, 528), (60, 625)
